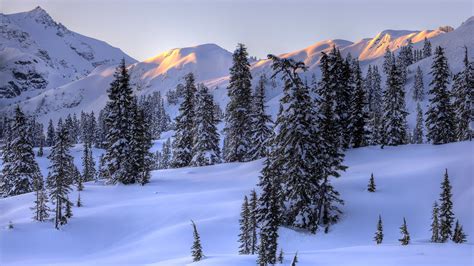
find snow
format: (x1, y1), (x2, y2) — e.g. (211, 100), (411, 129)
(0, 140), (472, 265)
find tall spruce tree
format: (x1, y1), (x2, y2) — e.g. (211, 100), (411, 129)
(1, 106), (42, 196)
(191, 220), (204, 262)
(374, 215), (383, 244)
(172, 73), (197, 168)
(190, 85), (221, 166)
(46, 119), (55, 147)
(223, 43), (253, 162)
(426, 46), (455, 144)
(348, 58), (370, 148)
(238, 195), (251, 254)
(249, 189), (258, 254)
(249, 74), (273, 160)
(452, 52), (472, 141)
(129, 100), (153, 185)
(439, 169), (454, 242)
(430, 201), (440, 243)
(413, 103), (425, 144)
(381, 60), (408, 146)
(102, 59), (135, 184)
(160, 139), (172, 169)
(46, 120), (74, 229)
(423, 37), (432, 58)
(82, 142), (96, 182)
(413, 66), (425, 101)
(367, 66), (383, 144)
(266, 54), (323, 232)
(31, 176), (49, 222)
(399, 217), (410, 245)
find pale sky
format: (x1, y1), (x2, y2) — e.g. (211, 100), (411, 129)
(1, 0), (472, 61)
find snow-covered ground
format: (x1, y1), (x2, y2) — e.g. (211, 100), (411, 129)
(0, 140), (473, 265)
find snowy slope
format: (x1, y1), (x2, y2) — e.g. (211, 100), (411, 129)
(0, 140), (472, 265)
(0, 7), (136, 103)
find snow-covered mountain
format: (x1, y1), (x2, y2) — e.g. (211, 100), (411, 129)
(1, 7), (473, 127)
(0, 6), (136, 102)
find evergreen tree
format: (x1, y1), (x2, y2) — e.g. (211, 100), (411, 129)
(381, 60), (408, 146)
(172, 73), (197, 168)
(129, 100), (153, 185)
(426, 46), (455, 144)
(278, 249), (284, 264)
(249, 74), (273, 160)
(291, 252), (298, 266)
(399, 217), (410, 245)
(374, 215), (383, 244)
(160, 139), (172, 169)
(82, 142), (96, 182)
(0, 106), (42, 196)
(430, 201), (440, 243)
(423, 37), (432, 58)
(452, 220), (467, 243)
(439, 168), (454, 242)
(368, 173), (376, 192)
(267, 55), (323, 232)
(46, 119), (55, 147)
(190, 84), (221, 166)
(413, 66), (425, 101)
(452, 52), (472, 141)
(257, 158), (281, 266)
(37, 140), (44, 157)
(73, 165), (83, 191)
(238, 195), (251, 254)
(367, 66), (383, 144)
(46, 120), (74, 229)
(413, 103), (425, 144)
(249, 189), (258, 254)
(102, 59), (135, 184)
(31, 177), (50, 222)
(223, 43), (253, 163)
(191, 220), (204, 262)
(348, 58), (370, 148)
(383, 48), (394, 75)
(77, 192), (82, 207)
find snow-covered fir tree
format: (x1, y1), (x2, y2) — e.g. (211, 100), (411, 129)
(439, 169), (454, 242)
(423, 37), (432, 58)
(191, 220), (204, 262)
(46, 119), (55, 147)
(46, 119), (74, 229)
(413, 103), (425, 144)
(278, 249), (284, 264)
(291, 252), (298, 266)
(249, 189), (258, 254)
(399, 217), (410, 245)
(348, 58), (370, 148)
(102, 59), (135, 184)
(383, 47), (394, 75)
(82, 142), (96, 182)
(366, 66), (383, 144)
(172, 73), (197, 168)
(266, 54), (322, 232)
(0, 106), (42, 197)
(159, 138), (172, 169)
(31, 176), (49, 222)
(381, 60), (408, 146)
(339, 53), (355, 149)
(368, 173), (376, 192)
(317, 51), (347, 233)
(426, 46), (456, 144)
(413, 66), (425, 101)
(223, 43), (253, 163)
(190, 84), (221, 166)
(452, 220), (467, 243)
(248, 74), (273, 160)
(238, 195), (251, 254)
(374, 215), (383, 244)
(129, 99), (153, 185)
(257, 157), (281, 266)
(452, 51), (472, 141)
(430, 201), (440, 243)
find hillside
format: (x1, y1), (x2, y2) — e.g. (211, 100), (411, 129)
(0, 140), (472, 265)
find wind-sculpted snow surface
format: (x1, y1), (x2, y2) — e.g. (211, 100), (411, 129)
(0, 140), (472, 265)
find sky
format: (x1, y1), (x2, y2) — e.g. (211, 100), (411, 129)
(1, 0), (472, 61)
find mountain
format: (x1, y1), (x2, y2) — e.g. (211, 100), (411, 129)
(0, 6), (136, 102)
(1, 7), (473, 128)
